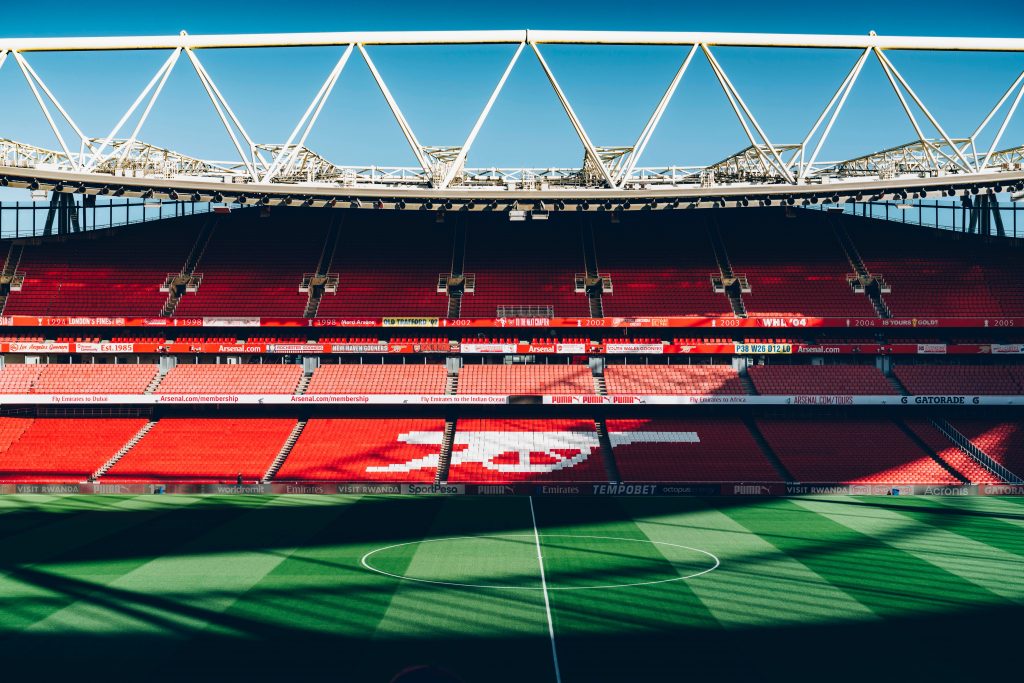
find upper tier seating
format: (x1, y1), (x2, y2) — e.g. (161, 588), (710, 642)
(604, 364), (745, 395)
(306, 364), (447, 394)
(174, 211), (327, 317)
(103, 418), (295, 482)
(947, 420), (1024, 479)
(2, 218), (201, 316)
(457, 364), (595, 394)
(718, 210), (877, 317)
(446, 418), (607, 483)
(607, 418), (779, 481)
(757, 418), (959, 484)
(0, 417), (147, 482)
(594, 216), (733, 316)
(156, 364), (303, 394)
(902, 419), (1003, 484)
(748, 364), (895, 395)
(275, 418), (445, 482)
(0, 364), (158, 394)
(459, 220), (589, 318)
(316, 213), (452, 318)
(850, 219), (1024, 316)
(893, 365), (1022, 395)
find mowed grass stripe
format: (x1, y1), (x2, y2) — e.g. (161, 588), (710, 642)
(622, 498), (876, 627)
(191, 495), (556, 683)
(721, 497), (999, 616)
(373, 497), (549, 637)
(840, 496), (1024, 559)
(793, 497), (1024, 604)
(10, 495), (348, 663)
(0, 495), (212, 632)
(534, 497), (720, 633)
(930, 495), (1024, 531)
(0, 494), (174, 541)
(205, 495), (449, 640)
(0, 496), (276, 638)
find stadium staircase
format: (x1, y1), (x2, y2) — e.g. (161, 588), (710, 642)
(743, 417), (794, 481)
(0, 242), (26, 315)
(295, 373), (312, 395)
(581, 222), (606, 318)
(829, 215), (892, 318)
(302, 215), (342, 318)
(144, 368), (168, 394)
(160, 215), (218, 316)
(706, 216), (747, 316)
(593, 372), (607, 396)
(90, 419), (157, 481)
(739, 372), (758, 395)
(445, 369), (459, 395)
(893, 418), (969, 483)
(263, 419), (307, 481)
(593, 419), (622, 483)
(435, 418), (456, 484)
(446, 221), (467, 318)
(885, 373), (910, 396)
(929, 418), (1024, 484)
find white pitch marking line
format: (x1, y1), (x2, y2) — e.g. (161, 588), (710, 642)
(530, 496), (562, 683)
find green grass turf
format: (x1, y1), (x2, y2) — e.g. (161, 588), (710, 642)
(0, 494), (1023, 682)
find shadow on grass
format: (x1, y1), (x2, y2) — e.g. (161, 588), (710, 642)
(0, 494), (1021, 682)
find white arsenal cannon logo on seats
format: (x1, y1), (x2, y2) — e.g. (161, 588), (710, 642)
(366, 431), (700, 474)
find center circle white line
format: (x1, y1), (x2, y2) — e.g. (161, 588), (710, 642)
(359, 534), (720, 591)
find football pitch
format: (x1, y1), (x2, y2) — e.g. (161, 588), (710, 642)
(1, 494), (1023, 682)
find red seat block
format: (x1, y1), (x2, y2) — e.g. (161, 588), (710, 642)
(0, 417), (147, 482)
(103, 418), (295, 483)
(276, 418), (446, 482)
(608, 418), (780, 482)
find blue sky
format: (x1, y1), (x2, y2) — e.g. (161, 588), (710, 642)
(1, 0), (1023, 180)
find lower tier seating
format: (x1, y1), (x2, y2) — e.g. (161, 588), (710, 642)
(457, 365), (595, 394)
(757, 418), (959, 484)
(893, 365), (1022, 395)
(0, 364), (158, 394)
(0, 417), (147, 482)
(947, 420), (1024, 479)
(0, 365), (45, 393)
(749, 365), (895, 395)
(446, 419), (607, 483)
(902, 419), (1003, 484)
(156, 364), (303, 394)
(275, 418), (446, 482)
(306, 364), (447, 394)
(607, 418), (779, 481)
(103, 418), (295, 482)
(604, 364), (745, 395)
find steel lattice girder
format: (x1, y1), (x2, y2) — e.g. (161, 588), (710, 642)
(0, 29), (1023, 205)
